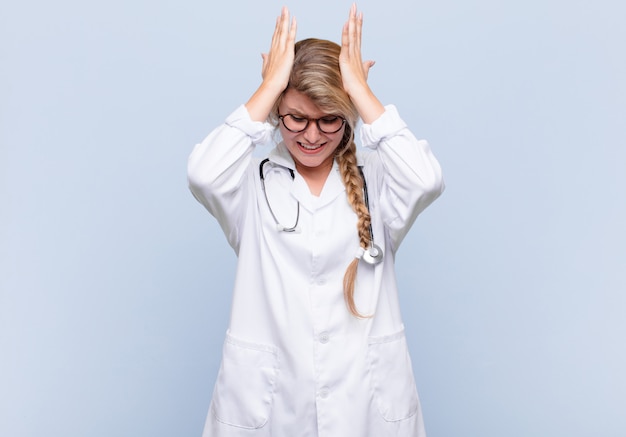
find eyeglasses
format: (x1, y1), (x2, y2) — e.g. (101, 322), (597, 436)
(278, 114), (346, 134)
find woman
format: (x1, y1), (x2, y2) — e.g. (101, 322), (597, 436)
(188, 5), (444, 436)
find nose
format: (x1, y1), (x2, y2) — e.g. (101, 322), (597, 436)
(302, 120), (322, 143)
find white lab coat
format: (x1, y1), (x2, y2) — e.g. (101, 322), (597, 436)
(188, 104), (444, 437)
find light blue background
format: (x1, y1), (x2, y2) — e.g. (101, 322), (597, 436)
(1, 0), (624, 436)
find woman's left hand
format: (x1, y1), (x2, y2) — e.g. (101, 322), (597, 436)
(339, 4), (384, 124)
(340, 4), (373, 94)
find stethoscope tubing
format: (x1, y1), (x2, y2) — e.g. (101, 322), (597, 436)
(259, 158), (383, 264)
(260, 158), (300, 232)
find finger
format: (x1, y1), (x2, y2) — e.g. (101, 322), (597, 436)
(279, 6), (289, 39)
(341, 20), (349, 49)
(347, 4), (356, 50)
(271, 7), (289, 50)
(355, 11), (363, 53)
(289, 16), (297, 42)
(348, 5), (362, 57)
(269, 14), (281, 51)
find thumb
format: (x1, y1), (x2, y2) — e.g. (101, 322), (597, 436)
(362, 60), (375, 79)
(261, 53), (268, 78)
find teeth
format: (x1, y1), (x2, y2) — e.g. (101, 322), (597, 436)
(299, 142), (322, 150)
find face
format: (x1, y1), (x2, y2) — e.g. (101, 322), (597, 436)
(278, 88), (346, 176)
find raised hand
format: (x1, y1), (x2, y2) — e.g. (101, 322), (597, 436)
(261, 7), (297, 91)
(339, 4), (384, 124)
(246, 7), (297, 122)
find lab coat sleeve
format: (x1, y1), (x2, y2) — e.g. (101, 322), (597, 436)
(187, 105), (274, 249)
(360, 105), (445, 251)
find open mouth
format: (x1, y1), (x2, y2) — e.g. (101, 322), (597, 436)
(298, 142), (325, 152)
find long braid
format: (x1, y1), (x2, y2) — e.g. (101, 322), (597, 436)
(336, 130), (372, 318)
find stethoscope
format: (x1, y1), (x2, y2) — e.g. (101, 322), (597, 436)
(259, 158), (384, 265)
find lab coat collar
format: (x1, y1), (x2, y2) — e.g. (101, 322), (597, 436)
(267, 142), (295, 170)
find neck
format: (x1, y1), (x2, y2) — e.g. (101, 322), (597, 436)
(296, 159), (334, 196)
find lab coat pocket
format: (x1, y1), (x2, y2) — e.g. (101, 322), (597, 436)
(367, 327), (419, 422)
(212, 332), (279, 429)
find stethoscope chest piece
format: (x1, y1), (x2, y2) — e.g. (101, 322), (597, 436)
(362, 243), (384, 265)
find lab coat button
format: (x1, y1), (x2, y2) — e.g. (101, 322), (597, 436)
(319, 387), (330, 399)
(317, 278), (326, 286)
(319, 331), (330, 344)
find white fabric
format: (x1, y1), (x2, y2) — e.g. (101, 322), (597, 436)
(188, 104), (444, 437)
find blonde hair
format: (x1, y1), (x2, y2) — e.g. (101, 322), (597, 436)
(272, 38), (372, 318)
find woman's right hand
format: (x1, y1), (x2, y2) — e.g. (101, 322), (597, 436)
(261, 7), (297, 91)
(245, 7), (297, 122)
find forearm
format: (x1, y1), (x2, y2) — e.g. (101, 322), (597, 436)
(362, 105), (444, 245)
(245, 81), (285, 122)
(348, 83), (385, 125)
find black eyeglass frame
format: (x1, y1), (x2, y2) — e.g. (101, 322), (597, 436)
(278, 114), (347, 134)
